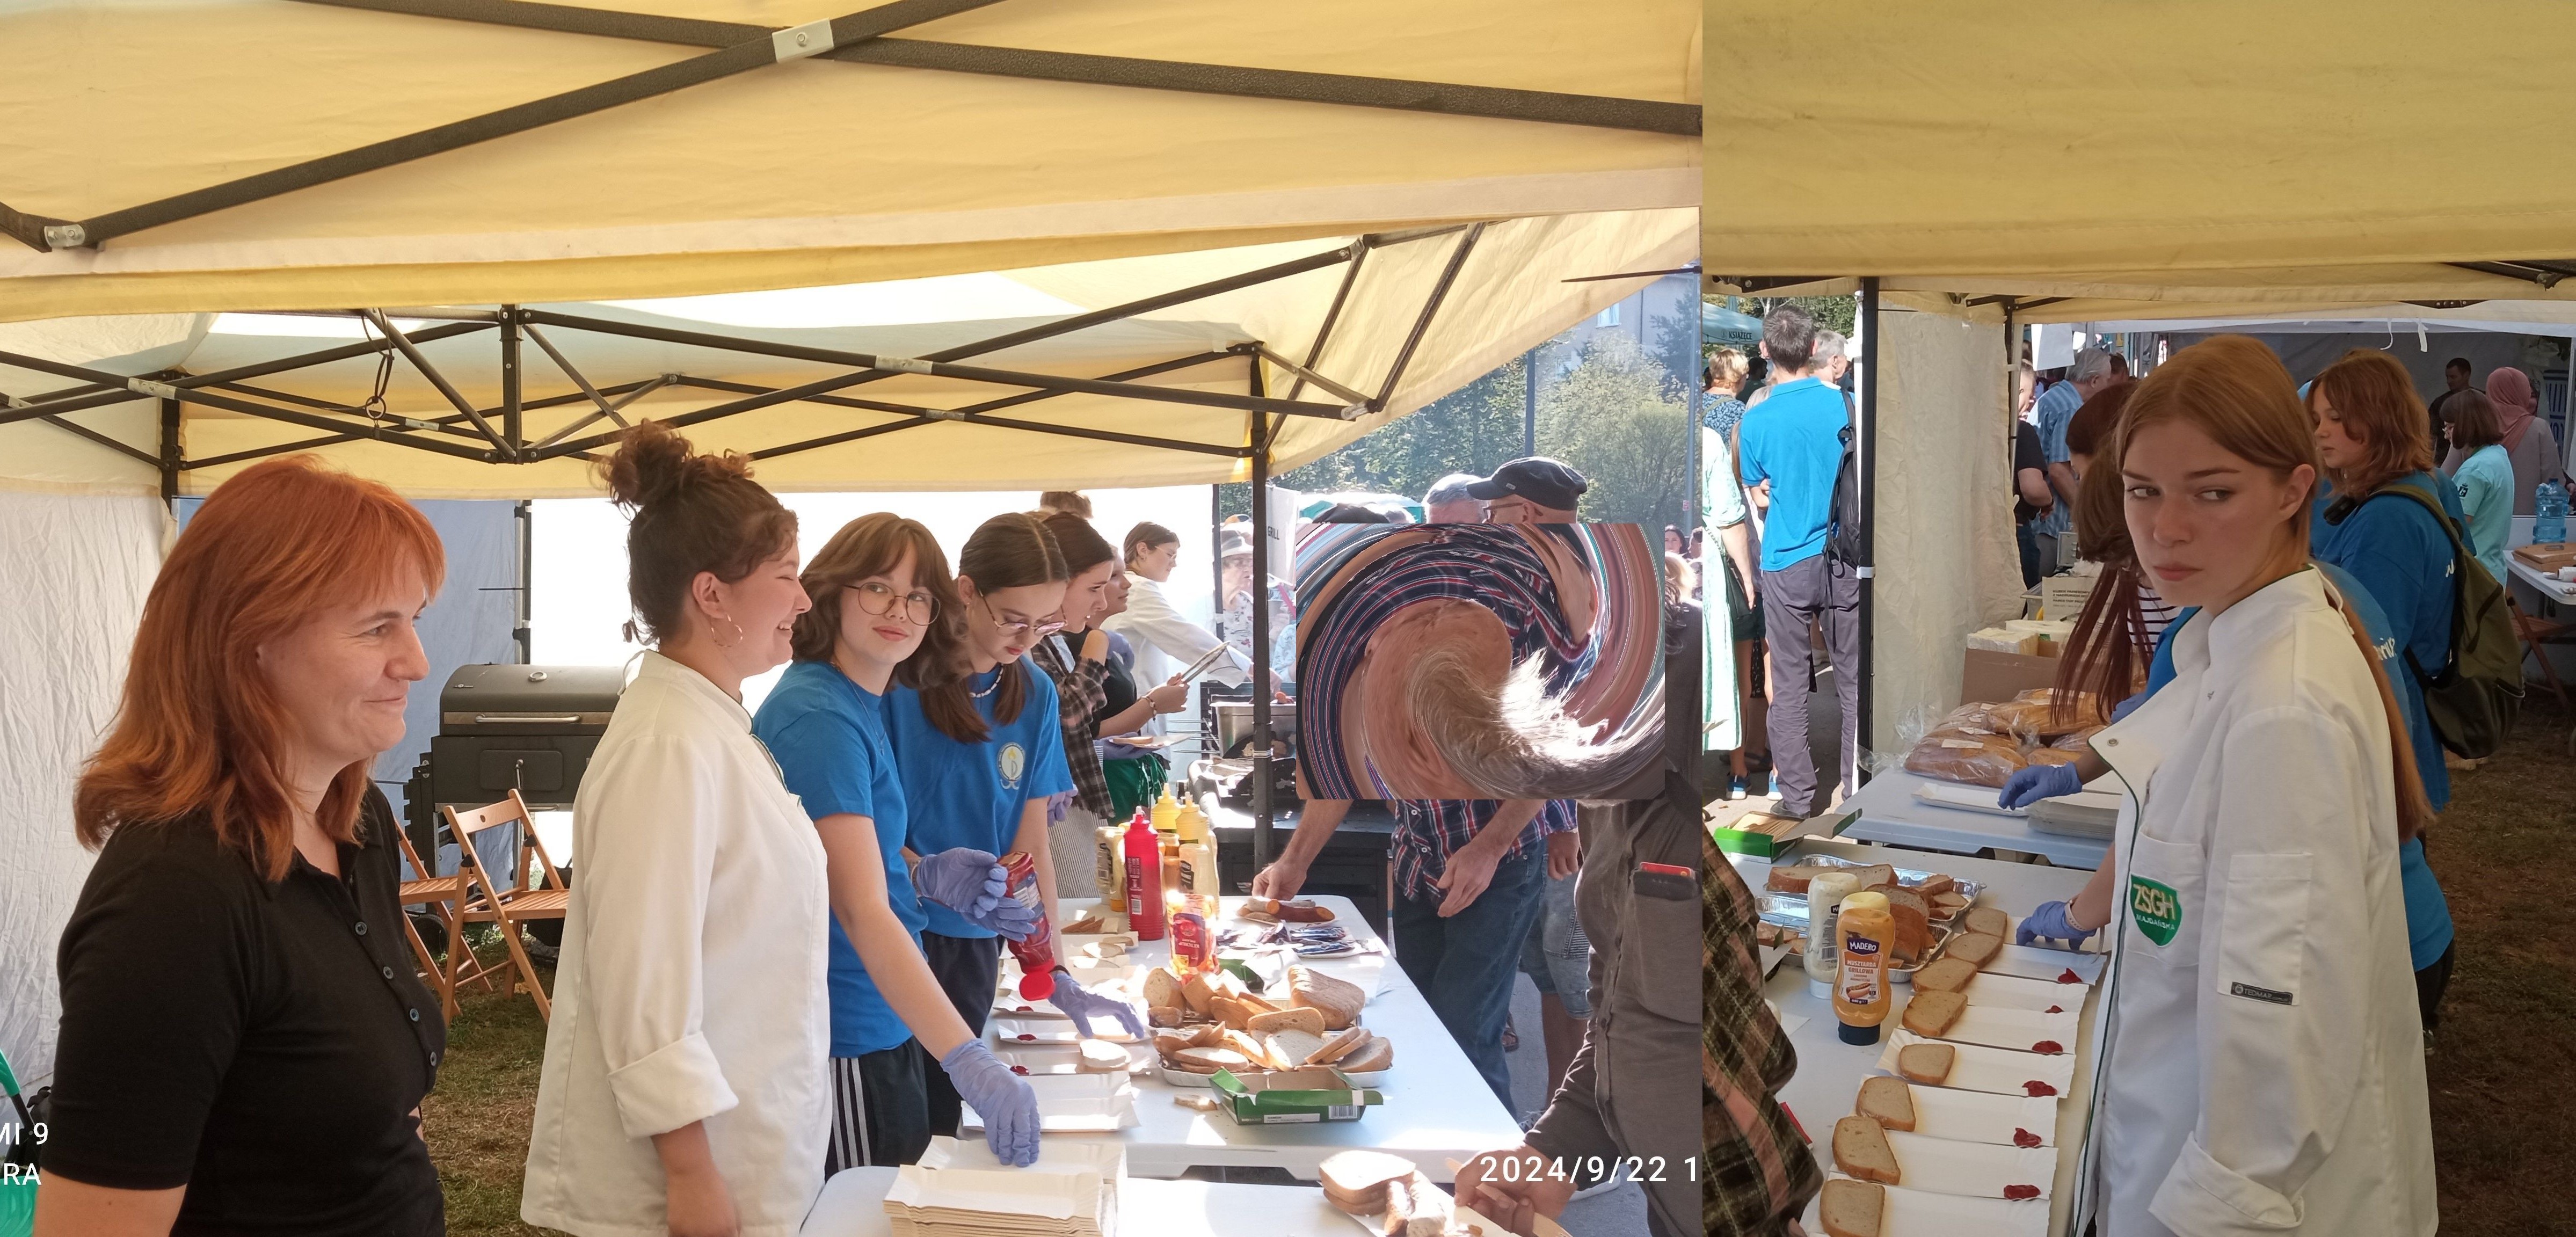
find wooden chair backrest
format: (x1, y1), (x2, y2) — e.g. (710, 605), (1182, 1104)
(441, 790), (566, 899)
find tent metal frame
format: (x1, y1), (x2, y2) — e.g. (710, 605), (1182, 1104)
(0, 0), (1695, 253)
(0, 220), (1527, 864)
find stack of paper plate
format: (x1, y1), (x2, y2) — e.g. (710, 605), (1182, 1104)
(883, 1138), (1123, 1237)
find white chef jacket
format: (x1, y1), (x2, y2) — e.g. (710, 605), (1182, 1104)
(522, 651), (831, 1237)
(1102, 572), (1245, 731)
(2081, 569), (2435, 1236)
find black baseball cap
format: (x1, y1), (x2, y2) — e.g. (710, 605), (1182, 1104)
(1462, 456), (1588, 512)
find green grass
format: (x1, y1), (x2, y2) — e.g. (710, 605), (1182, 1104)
(423, 933), (558, 1237)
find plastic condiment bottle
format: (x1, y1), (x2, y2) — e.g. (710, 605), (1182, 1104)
(1123, 809), (1167, 940)
(1151, 789), (1181, 836)
(1803, 870), (1864, 999)
(1833, 891), (1895, 1045)
(1166, 889), (1212, 974)
(1096, 825), (1127, 913)
(998, 851), (1059, 1000)
(1175, 806), (1218, 899)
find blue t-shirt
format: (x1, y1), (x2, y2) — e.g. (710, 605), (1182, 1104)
(886, 663), (1074, 940)
(2145, 563), (2455, 969)
(752, 660), (923, 1057)
(2032, 381), (2084, 539)
(2451, 444), (2514, 585)
(1737, 376), (1850, 571)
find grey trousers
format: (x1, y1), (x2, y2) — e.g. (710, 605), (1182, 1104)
(1759, 554), (1861, 817)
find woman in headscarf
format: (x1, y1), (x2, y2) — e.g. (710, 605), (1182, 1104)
(2442, 365), (2566, 514)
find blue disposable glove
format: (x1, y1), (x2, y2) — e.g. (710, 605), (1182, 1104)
(1997, 762), (2084, 811)
(2016, 898), (2097, 947)
(2109, 692), (2146, 722)
(939, 1038), (1043, 1166)
(912, 848), (1041, 940)
(1044, 967), (1148, 1041)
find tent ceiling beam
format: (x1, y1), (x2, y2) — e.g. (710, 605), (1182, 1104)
(294, 0), (1697, 135)
(1282, 239), (1369, 402)
(0, 0), (1000, 251)
(0, 320), (497, 424)
(529, 372), (670, 451)
(1253, 345), (1368, 408)
(1373, 222), (1483, 408)
(35, 412), (158, 468)
(1711, 275), (1834, 294)
(2445, 260), (2576, 288)
(365, 309), (514, 455)
(520, 320), (632, 427)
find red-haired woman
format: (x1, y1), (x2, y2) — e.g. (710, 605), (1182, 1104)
(520, 423), (827, 1237)
(40, 457), (447, 1236)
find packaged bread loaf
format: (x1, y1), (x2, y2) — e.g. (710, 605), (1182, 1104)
(1903, 732), (2028, 788)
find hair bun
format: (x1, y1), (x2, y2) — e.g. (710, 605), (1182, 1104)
(602, 420), (752, 510)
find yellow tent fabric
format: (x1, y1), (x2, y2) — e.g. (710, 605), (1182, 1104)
(1, 0), (1698, 322)
(1704, 1), (2576, 286)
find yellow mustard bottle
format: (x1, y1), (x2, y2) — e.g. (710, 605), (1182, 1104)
(1833, 891), (1895, 1045)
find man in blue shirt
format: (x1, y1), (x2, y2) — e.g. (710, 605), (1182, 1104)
(1736, 305), (1858, 817)
(2033, 347), (2119, 568)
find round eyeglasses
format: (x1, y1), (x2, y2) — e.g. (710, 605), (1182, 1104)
(845, 581), (938, 624)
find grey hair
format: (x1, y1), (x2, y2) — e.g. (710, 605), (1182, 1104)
(1424, 474), (1485, 507)
(2070, 347), (2115, 382)
(1812, 330), (1847, 363)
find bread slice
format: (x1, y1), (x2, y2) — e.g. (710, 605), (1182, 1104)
(1913, 874), (1957, 899)
(1962, 906), (2011, 941)
(1880, 886), (1933, 964)
(1170, 1046), (1253, 1074)
(1895, 1043), (1955, 1085)
(1214, 996), (1255, 1031)
(1847, 864), (1897, 892)
(1238, 991), (1284, 1016)
(1946, 932), (2005, 968)
(1147, 1005), (1184, 1028)
(1077, 1039), (1132, 1072)
(1337, 1034), (1394, 1073)
(1307, 1024), (1373, 1066)
(1289, 965), (1366, 1030)
(1901, 990), (1967, 1038)
(1765, 863), (1829, 894)
(1181, 973), (1218, 1016)
(1152, 1031), (1196, 1058)
(1263, 1028), (1328, 1071)
(1247, 1006), (1327, 1037)
(1318, 1150), (1418, 1216)
(1832, 1116), (1901, 1185)
(1819, 1178), (1886, 1237)
(1382, 1172), (1451, 1237)
(1141, 967), (1182, 1010)
(1185, 1024), (1227, 1049)
(1854, 1076), (1916, 1132)
(1220, 1029), (1268, 1064)
(1912, 957), (1980, 994)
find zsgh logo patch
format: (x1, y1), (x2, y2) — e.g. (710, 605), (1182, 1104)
(998, 743), (1027, 790)
(2129, 875), (2181, 947)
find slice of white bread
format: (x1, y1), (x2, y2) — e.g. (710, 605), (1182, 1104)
(1847, 864), (1897, 892)
(1382, 1172), (1451, 1237)
(1765, 864), (1830, 894)
(1337, 1034), (1394, 1073)
(1854, 1075), (1916, 1132)
(1181, 973), (1218, 1015)
(1170, 1046), (1253, 1074)
(1900, 990), (1967, 1038)
(1832, 1116), (1901, 1185)
(1819, 1178), (1886, 1237)
(1141, 967), (1181, 1010)
(1151, 1031), (1197, 1058)
(1263, 1029), (1329, 1070)
(1911, 957), (1979, 994)
(1880, 886), (1933, 963)
(1946, 932), (2005, 968)
(1247, 1006), (1327, 1037)
(1962, 906), (2012, 940)
(1220, 1029), (1268, 1064)
(1318, 1150), (1418, 1216)
(1895, 1043), (1955, 1085)
(1077, 1039), (1132, 1072)
(1307, 1025), (1372, 1066)
(1289, 965), (1366, 1030)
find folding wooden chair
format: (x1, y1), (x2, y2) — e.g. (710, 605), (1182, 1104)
(2509, 594), (2571, 710)
(445, 791), (572, 1022)
(392, 821), (499, 1022)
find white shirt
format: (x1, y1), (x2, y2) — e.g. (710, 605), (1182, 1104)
(521, 652), (831, 1237)
(2082, 570), (2435, 1236)
(1104, 572), (1246, 691)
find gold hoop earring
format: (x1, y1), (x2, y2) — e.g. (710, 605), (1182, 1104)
(713, 612), (745, 649)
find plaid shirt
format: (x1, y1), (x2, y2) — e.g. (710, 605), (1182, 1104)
(1029, 636), (1114, 819)
(1388, 798), (1577, 903)
(1702, 833), (1821, 1234)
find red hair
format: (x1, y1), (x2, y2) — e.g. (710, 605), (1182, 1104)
(75, 457), (444, 879)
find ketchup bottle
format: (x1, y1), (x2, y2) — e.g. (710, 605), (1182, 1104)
(1123, 809), (1167, 941)
(998, 851), (1058, 1000)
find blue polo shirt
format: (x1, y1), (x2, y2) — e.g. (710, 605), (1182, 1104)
(2147, 563), (2454, 970)
(1736, 376), (1850, 571)
(886, 663), (1073, 940)
(752, 660), (923, 1058)
(2032, 381), (2085, 539)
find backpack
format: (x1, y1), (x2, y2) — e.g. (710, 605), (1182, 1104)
(1825, 423), (1866, 570)
(2340, 482), (2523, 758)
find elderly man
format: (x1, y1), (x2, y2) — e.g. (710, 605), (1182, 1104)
(1464, 456), (1587, 524)
(1424, 472), (1487, 525)
(2032, 346), (2119, 571)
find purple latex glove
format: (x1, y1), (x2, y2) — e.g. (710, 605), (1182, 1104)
(1997, 761), (2084, 811)
(913, 848), (1041, 940)
(1044, 967), (1148, 1040)
(938, 1038), (1042, 1166)
(2016, 898), (2097, 947)
(2110, 692), (2147, 722)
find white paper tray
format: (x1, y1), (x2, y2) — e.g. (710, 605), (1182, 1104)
(1980, 940), (2107, 985)
(1817, 1175), (2050, 1237)
(1874, 1030), (2076, 1098)
(1897, 1084), (2062, 1148)
(1333, 1198), (1570, 1237)
(993, 1040), (1152, 1076)
(960, 1072), (1141, 1133)
(1957, 971), (2083, 1014)
(1896, 995), (2078, 1055)
(1870, 1129), (2056, 1199)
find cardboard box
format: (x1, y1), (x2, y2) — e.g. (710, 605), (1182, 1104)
(1959, 648), (2061, 706)
(1209, 1067), (1382, 1125)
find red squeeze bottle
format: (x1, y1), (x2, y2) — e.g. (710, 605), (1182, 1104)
(1123, 809), (1167, 941)
(999, 851), (1058, 1000)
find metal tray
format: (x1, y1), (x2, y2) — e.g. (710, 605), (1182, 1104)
(1757, 857), (1983, 925)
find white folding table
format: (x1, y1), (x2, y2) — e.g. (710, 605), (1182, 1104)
(1833, 768), (2110, 870)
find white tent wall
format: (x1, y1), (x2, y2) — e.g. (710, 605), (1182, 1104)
(0, 492), (164, 1083)
(1869, 310), (2023, 754)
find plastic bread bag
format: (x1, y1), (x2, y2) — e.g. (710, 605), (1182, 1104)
(1902, 732), (2029, 788)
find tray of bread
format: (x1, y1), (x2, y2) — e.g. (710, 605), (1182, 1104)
(1830, 1114), (2057, 1200)
(1139, 964), (1387, 1086)
(1763, 858), (1984, 927)
(1873, 1031), (2075, 1099)
(1814, 1175), (2048, 1237)
(1854, 1076), (2060, 1148)
(1319, 1151), (1570, 1237)
(1893, 989), (2078, 1056)
(1898, 690), (2107, 791)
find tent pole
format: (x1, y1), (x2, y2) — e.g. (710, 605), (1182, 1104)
(1248, 360), (1275, 871)
(499, 307), (524, 460)
(1856, 277), (1880, 778)
(159, 396), (181, 507)
(515, 500), (534, 663)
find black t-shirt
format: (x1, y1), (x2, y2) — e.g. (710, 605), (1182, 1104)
(47, 786), (445, 1236)
(1096, 634), (1139, 726)
(2012, 420), (2049, 525)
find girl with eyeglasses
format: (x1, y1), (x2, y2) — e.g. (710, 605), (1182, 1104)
(883, 513), (1142, 1137)
(751, 514), (1042, 1173)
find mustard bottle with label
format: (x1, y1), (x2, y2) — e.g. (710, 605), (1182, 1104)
(1833, 891), (1895, 1045)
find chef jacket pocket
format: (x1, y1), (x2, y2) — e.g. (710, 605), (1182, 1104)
(2215, 852), (2311, 1008)
(2123, 835), (2203, 964)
